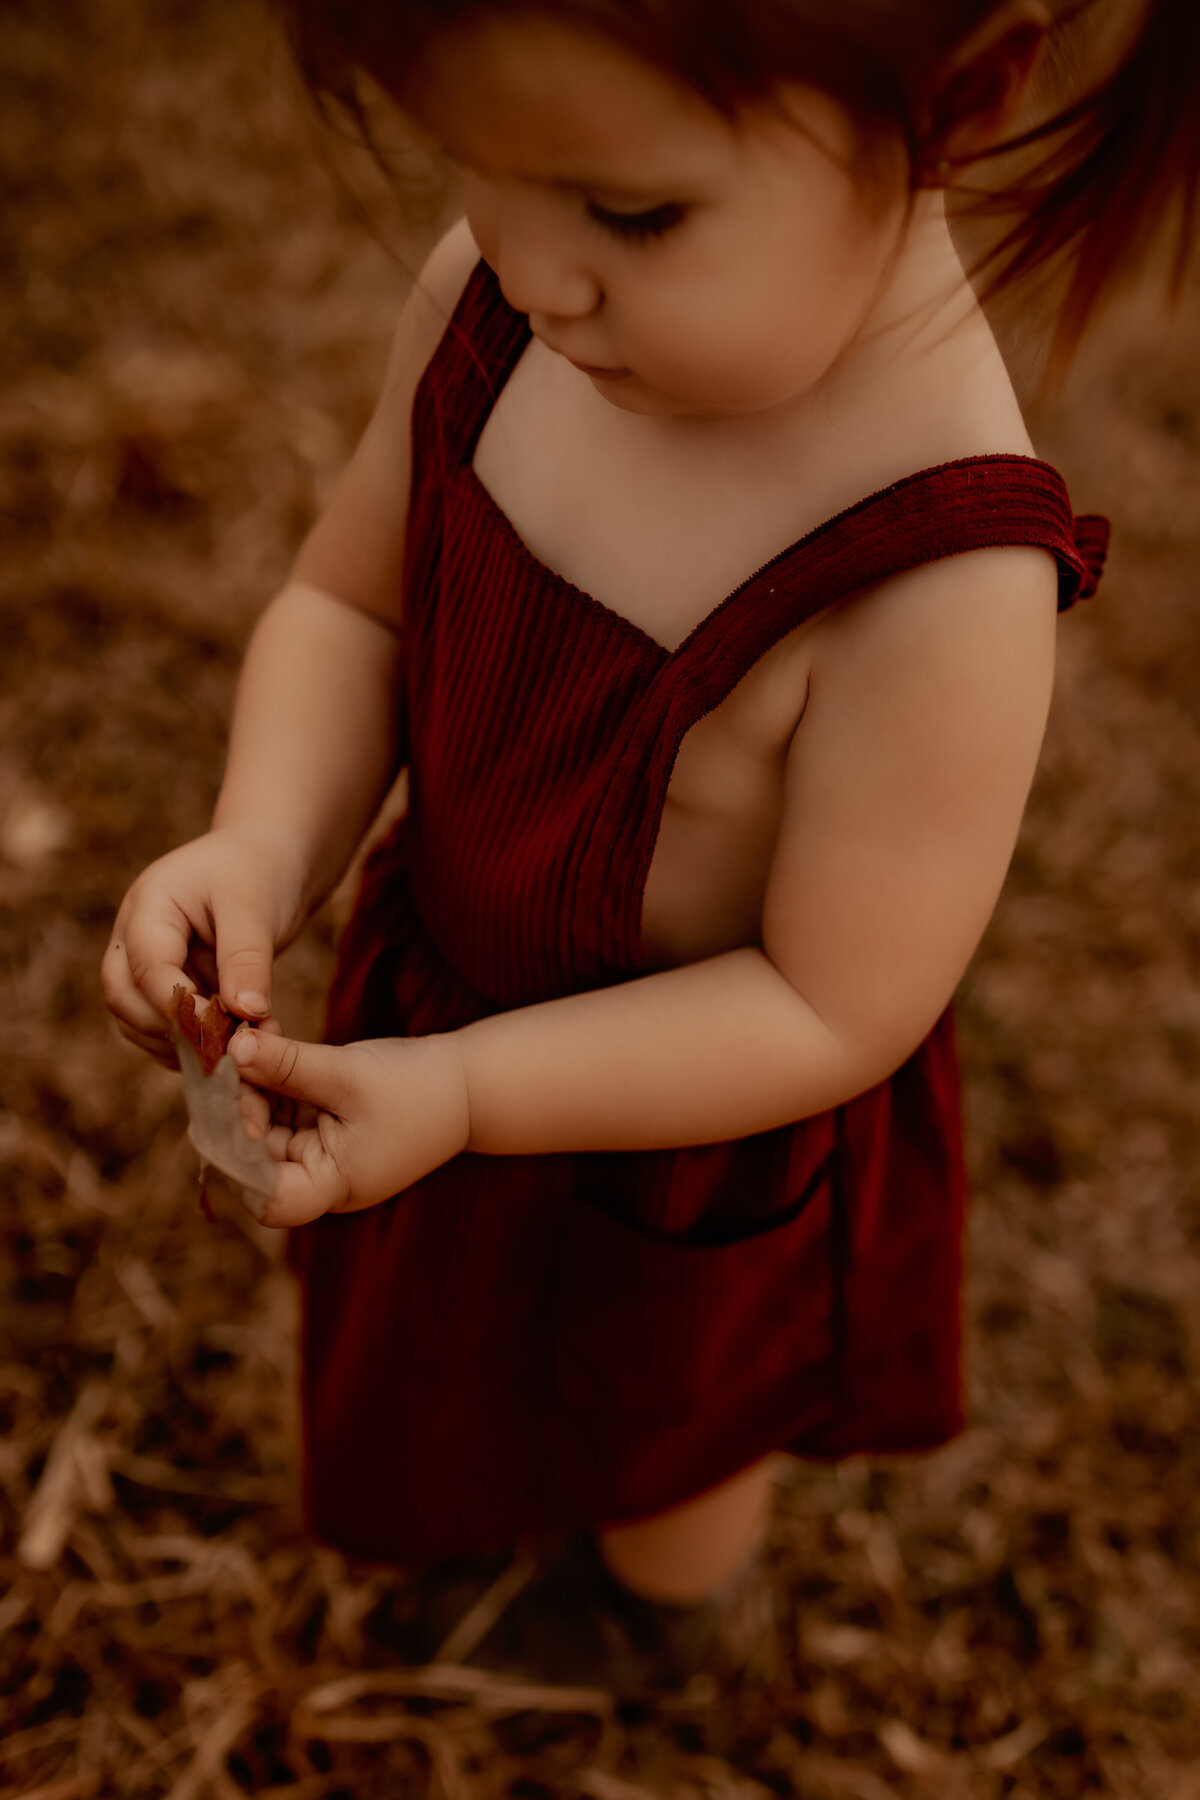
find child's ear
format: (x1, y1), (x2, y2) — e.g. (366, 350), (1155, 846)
(918, 0), (1051, 179)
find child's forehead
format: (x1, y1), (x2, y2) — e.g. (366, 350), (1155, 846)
(406, 14), (740, 185)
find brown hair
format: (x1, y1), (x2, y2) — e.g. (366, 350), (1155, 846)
(277, 0), (1200, 354)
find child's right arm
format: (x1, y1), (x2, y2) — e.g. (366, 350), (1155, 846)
(102, 221), (480, 1063)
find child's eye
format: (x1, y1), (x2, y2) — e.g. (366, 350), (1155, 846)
(585, 200), (687, 242)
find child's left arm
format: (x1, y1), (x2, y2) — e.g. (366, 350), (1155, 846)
(232, 544), (1057, 1226)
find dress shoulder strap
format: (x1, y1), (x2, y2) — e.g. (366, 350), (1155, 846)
(669, 457), (1109, 719)
(410, 259), (530, 474)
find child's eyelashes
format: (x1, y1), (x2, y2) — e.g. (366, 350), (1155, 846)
(584, 199), (688, 242)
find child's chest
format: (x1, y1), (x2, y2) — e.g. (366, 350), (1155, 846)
(467, 332), (1034, 964)
(473, 339), (869, 654)
(472, 341), (845, 961)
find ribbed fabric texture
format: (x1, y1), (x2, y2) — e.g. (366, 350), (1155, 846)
(403, 263), (1107, 1007)
(285, 261), (1110, 1563)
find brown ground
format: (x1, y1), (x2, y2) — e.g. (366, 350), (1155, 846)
(2, 3), (1199, 1796)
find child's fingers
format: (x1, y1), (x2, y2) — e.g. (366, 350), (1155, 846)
(213, 896), (276, 1020)
(257, 1131), (351, 1229)
(240, 1082), (275, 1140)
(101, 925), (189, 1041)
(240, 1062), (304, 1139)
(114, 1017), (180, 1069)
(228, 1029), (357, 1114)
(116, 893), (212, 1026)
(265, 1121), (295, 1161)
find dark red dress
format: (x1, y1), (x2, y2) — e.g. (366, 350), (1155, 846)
(288, 262), (1108, 1562)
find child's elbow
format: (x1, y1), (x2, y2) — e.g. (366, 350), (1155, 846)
(773, 952), (962, 1114)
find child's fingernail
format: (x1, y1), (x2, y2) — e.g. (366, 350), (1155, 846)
(237, 991), (269, 1016)
(229, 1032), (257, 1064)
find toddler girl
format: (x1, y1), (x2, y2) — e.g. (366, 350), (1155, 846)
(104, 0), (1197, 1685)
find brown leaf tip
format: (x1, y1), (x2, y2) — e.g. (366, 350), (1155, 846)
(171, 984), (237, 1076)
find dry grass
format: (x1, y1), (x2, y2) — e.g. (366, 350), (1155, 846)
(2, 1), (1199, 1794)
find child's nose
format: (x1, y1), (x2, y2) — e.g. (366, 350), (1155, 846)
(495, 243), (600, 321)
(489, 211), (601, 322)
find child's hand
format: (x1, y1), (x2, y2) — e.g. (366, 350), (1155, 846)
(227, 1029), (472, 1228)
(102, 824), (309, 1066)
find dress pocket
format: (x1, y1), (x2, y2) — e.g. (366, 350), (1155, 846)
(550, 1153), (835, 1424)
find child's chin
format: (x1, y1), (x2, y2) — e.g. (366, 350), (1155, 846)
(589, 375), (703, 418)
(590, 369), (801, 421)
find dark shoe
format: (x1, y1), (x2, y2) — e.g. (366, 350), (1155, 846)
(461, 1531), (768, 1695)
(367, 1551), (516, 1664)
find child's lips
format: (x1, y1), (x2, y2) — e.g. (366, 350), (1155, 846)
(533, 328), (630, 380)
(570, 360), (631, 380)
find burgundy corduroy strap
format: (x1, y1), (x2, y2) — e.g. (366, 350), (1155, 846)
(413, 262), (1111, 986)
(419, 263), (1109, 655)
(664, 454), (1108, 713)
(593, 458), (1109, 968)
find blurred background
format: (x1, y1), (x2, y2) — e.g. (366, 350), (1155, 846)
(1, 1), (1198, 1795)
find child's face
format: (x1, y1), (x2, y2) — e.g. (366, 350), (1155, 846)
(406, 16), (912, 420)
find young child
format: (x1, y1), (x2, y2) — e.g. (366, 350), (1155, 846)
(103, 0), (1196, 1685)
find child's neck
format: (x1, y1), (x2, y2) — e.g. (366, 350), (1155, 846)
(473, 193), (1032, 647)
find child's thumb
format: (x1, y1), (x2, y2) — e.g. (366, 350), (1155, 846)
(215, 910), (276, 1020)
(229, 1029), (352, 1112)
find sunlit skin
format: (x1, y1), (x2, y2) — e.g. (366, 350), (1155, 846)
(104, 8), (1060, 1596)
(404, 17), (917, 419)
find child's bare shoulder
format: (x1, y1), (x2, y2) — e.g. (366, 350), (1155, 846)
(794, 292), (1056, 657)
(389, 218), (481, 387)
(291, 221), (480, 619)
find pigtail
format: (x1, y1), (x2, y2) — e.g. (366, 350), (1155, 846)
(982, 0), (1200, 359)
